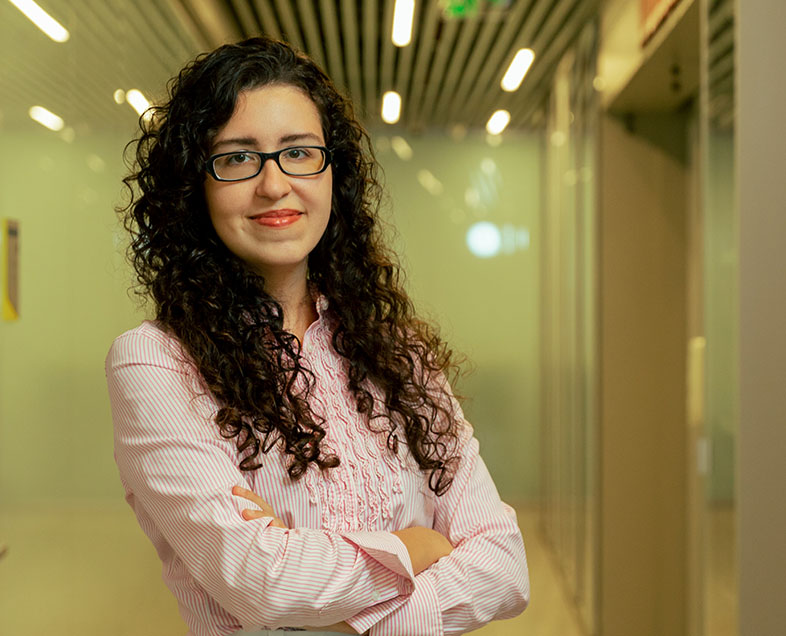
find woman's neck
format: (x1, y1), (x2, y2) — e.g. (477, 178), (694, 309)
(260, 267), (317, 342)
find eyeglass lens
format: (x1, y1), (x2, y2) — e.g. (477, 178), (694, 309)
(212, 147), (326, 180)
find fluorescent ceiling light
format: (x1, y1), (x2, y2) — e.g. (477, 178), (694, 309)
(392, 0), (415, 47)
(391, 136), (413, 160)
(501, 48), (535, 92)
(381, 91), (402, 124)
(126, 89), (152, 119)
(29, 105), (64, 131)
(486, 110), (511, 135)
(9, 0), (69, 42)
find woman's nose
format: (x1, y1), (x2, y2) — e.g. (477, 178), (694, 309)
(254, 158), (292, 200)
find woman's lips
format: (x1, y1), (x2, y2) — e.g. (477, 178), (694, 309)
(250, 209), (303, 227)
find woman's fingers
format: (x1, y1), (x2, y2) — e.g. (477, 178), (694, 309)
(233, 486), (288, 528)
(232, 485), (269, 508)
(241, 507), (287, 528)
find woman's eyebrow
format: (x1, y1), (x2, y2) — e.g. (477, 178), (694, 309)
(212, 137), (258, 150)
(212, 132), (323, 151)
(278, 132), (323, 145)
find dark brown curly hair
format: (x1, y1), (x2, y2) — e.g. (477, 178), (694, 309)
(120, 37), (463, 495)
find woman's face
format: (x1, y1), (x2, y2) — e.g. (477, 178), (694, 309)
(204, 84), (333, 280)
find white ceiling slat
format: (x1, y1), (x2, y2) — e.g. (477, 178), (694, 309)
(709, 50), (733, 89)
(109, 0), (183, 80)
(458, 0), (534, 121)
(9, 59), (81, 124)
(318, 0), (348, 94)
(480, 0), (578, 122)
(362, 0), (379, 118)
(230, 0), (261, 37)
(99, 2), (183, 114)
(709, 82), (732, 119)
(393, 0), (422, 107)
(444, 3), (510, 122)
(252, 0), (283, 39)
(431, 13), (482, 123)
(379, 0), (396, 96)
(413, 17), (460, 126)
(274, 0), (306, 52)
(339, 0), (364, 108)
(297, 0), (327, 69)
(157, 1), (205, 57)
(404, 0), (441, 130)
(511, 0), (599, 127)
(1, 0), (606, 134)
(182, 0), (243, 46)
(75, 0), (131, 72)
(708, 0), (733, 38)
(68, 2), (145, 117)
(162, 0), (212, 51)
(124, 1), (185, 63)
(708, 24), (733, 67)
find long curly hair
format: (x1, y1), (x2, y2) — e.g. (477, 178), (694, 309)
(120, 37), (463, 495)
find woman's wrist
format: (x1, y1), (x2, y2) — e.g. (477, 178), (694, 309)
(392, 526), (453, 575)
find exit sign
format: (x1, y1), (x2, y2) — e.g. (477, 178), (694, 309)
(441, 0), (510, 18)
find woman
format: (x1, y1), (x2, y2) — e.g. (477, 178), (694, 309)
(107, 37), (528, 636)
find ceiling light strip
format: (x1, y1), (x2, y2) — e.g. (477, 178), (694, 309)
(125, 89), (152, 120)
(8, 0), (69, 42)
(392, 0), (415, 47)
(501, 48), (535, 92)
(381, 91), (402, 124)
(486, 110), (510, 135)
(29, 105), (64, 131)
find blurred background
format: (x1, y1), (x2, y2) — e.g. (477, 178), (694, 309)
(0, 0), (783, 635)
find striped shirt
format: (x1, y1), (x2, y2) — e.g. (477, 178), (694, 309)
(106, 299), (529, 635)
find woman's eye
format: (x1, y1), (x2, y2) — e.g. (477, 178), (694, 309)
(284, 147), (311, 160)
(228, 153), (251, 164)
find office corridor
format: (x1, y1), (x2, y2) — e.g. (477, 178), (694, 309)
(1, 504), (584, 635)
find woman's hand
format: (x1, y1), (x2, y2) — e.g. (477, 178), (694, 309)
(231, 489), (364, 633)
(392, 526), (454, 575)
(231, 486), (287, 528)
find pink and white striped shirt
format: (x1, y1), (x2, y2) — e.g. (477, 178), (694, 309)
(106, 299), (529, 635)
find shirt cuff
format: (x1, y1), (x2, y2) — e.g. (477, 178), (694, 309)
(342, 530), (415, 581)
(366, 571), (442, 636)
(340, 531), (417, 635)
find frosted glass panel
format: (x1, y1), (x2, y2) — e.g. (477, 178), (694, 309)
(702, 0), (738, 633)
(540, 19), (598, 636)
(373, 130), (541, 502)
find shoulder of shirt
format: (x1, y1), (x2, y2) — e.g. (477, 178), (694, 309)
(105, 320), (191, 372)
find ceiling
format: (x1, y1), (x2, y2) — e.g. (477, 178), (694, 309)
(707, 0), (734, 130)
(0, 0), (600, 136)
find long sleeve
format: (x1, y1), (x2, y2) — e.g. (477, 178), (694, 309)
(106, 324), (415, 631)
(345, 429), (530, 636)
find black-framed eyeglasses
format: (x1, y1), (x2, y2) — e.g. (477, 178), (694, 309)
(206, 146), (332, 182)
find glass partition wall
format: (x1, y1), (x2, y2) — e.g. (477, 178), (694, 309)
(701, 0), (738, 634)
(541, 19), (599, 636)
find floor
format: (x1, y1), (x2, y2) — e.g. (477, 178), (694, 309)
(705, 505), (737, 636)
(0, 502), (584, 636)
(0, 503), (737, 635)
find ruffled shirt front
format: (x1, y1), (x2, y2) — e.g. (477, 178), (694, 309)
(105, 298), (529, 636)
